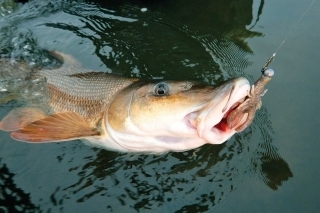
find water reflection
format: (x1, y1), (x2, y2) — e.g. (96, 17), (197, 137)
(0, 0), (293, 212)
(49, 112), (292, 212)
(0, 159), (39, 212)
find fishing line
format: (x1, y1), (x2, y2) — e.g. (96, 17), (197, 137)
(274, 0), (315, 54)
(261, 0), (315, 71)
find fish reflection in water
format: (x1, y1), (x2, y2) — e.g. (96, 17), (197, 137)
(0, 135), (292, 212)
(43, 129), (292, 212)
(0, 159), (39, 212)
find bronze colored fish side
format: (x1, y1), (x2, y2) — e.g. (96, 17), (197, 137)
(0, 51), (273, 153)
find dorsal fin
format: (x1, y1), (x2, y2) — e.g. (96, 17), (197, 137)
(10, 111), (101, 143)
(49, 51), (82, 68)
(67, 72), (109, 79)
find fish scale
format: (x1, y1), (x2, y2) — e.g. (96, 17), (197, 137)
(41, 70), (135, 120)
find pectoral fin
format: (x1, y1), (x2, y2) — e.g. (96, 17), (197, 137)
(10, 112), (100, 143)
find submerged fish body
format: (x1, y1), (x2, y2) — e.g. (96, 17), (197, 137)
(0, 51), (272, 153)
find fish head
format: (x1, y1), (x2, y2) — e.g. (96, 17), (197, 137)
(106, 77), (250, 151)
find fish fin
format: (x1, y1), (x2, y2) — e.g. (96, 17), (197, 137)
(0, 108), (47, 131)
(11, 111), (101, 143)
(49, 51), (82, 67)
(67, 72), (108, 79)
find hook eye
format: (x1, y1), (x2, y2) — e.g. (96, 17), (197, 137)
(153, 82), (169, 96)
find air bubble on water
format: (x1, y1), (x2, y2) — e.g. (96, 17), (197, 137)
(32, 92), (42, 96)
(29, 61), (36, 67)
(22, 51), (30, 56)
(23, 44), (31, 50)
(42, 58), (50, 63)
(21, 88), (29, 94)
(10, 59), (16, 65)
(11, 37), (18, 44)
(141, 8), (147, 12)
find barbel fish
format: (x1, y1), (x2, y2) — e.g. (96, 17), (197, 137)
(0, 51), (273, 153)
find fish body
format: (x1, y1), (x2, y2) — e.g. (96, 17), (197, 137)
(0, 52), (273, 153)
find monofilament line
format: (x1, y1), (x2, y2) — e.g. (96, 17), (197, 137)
(274, 0), (315, 54)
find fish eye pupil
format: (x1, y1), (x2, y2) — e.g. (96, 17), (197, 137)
(157, 88), (165, 95)
(153, 83), (169, 96)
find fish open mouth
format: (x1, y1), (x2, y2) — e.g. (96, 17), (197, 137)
(186, 98), (245, 132)
(185, 97), (246, 133)
(184, 78), (250, 144)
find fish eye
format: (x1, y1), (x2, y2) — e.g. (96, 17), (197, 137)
(153, 82), (169, 96)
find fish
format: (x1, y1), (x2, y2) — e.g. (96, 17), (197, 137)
(0, 51), (273, 153)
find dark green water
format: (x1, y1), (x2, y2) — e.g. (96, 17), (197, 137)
(0, 0), (318, 212)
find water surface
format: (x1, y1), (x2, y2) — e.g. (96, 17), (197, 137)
(0, 0), (319, 212)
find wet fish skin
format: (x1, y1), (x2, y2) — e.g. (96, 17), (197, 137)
(0, 51), (253, 153)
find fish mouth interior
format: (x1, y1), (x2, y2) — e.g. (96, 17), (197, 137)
(183, 95), (247, 142)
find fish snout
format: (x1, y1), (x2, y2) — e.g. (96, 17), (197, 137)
(189, 77), (250, 144)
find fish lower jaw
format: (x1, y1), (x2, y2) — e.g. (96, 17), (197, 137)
(184, 113), (227, 144)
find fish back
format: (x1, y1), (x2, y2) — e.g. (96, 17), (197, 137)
(40, 68), (135, 121)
